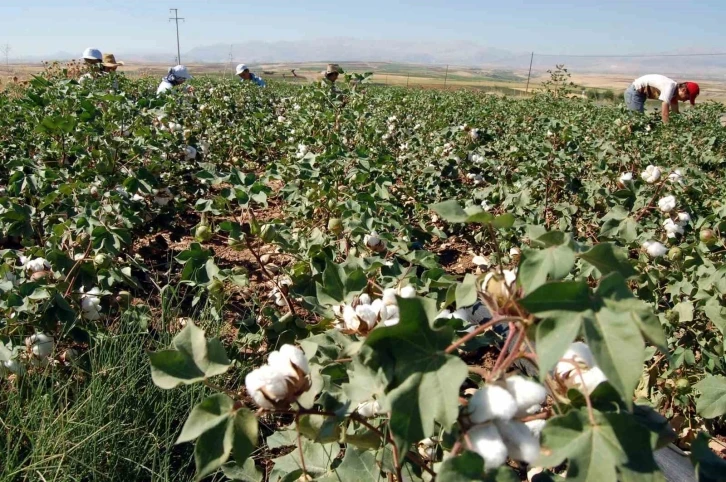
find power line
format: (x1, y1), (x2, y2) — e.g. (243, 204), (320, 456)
(535, 51), (726, 59)
(168, 8), (185, 65)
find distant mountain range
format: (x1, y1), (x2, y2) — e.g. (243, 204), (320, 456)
(17, 38), (726, 78)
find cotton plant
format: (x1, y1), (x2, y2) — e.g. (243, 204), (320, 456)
(642, 240), (667, 258)
(554, 342), (608, 395)
(640, 165), (662, 184)
(465, 375), (547, 468)
(244, 344), (311, 410)
(154, 188), (173, 206)
(617, 172), (633, 187)
(657, 195), (677, 213)
(80, 287), (103, 321)
(364, 231), (387, 253)
(25, 333), (55, 359)
(333, 287), (411, 334)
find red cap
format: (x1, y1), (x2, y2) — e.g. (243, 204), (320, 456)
(685, 82), (700, 105)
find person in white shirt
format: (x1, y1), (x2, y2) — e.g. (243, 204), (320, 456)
(157, 65), (193, 95)
(79, 48), (103, 83)
(624, 74), (700, 123)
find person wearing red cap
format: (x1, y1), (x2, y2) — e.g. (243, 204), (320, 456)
(624, 74), (700, 123)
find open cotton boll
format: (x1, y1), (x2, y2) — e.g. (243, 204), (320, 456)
(357, 400), (382, 418)
(504, 376), (547, 412)
(468, 384), (518, 424)
(26, 333), (54, 358)
(658, 195), (677, 213)
(525, 419), (547, 439)
(677, 212), (691, 227)
(640, 165), (662, 184)
(268, 344), (310, 378)
(663, 219), (684, 238)
(569, 366), (608, 395)
(25, 258), (50, 273)
(668, 169), (684, 185)
(245, 365), (290, 409)
(468, 424), (508, 469)
(619, 172), (633, 184)
(495, 420), (541, 464)
(555, 342), (595, 378)
(355, 304), (378, 330)
(342, 305), (361, 332)
(642, 240), (667, 258)
(399, 285), (416, 299)
(382, 288), (397, 306)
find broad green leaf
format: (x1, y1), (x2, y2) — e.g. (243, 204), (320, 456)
(578, 243), (635, 279)
(194, 418), (234, 481)
(456, 273), (479, 309)
(232, 408), (259, 465)
(364, 297), (467, 452)
(518, 244), (576, 293)
(520, 281), (590, 313)
(177, 394), (234, 444)
(694, 375), (726, 419)
(492, 213), (516, 229)
(437, 451), (485, 481)
(674, 302), (694, 323)
(535, 314), (582, 380)
(269, 440), (338, 480)
(430, 200), (469, 223)
(319, 447), (380, 482)
(222, 458), (263, 482)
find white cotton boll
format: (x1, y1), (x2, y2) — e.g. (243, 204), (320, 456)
(663, 219), (684, 238)
(468, 424), (508, 469)
(184, 146), (197, 161)
(555, 342), (595, 378)
(481, 200), (491, 210)
(643, 240), (667, 258)
(245, 365), (290, 409)
(131, 194), (145, 202)
(495, 420), (541, 464)
(619, 172), (633, 184)
(504, 376), (547, 412)
(364, 231), (386, 251)
(384, 304), (399, 322)
(641, 165), (662, 184)
(342, 304), (360, 332)
(294, 104), (301, 111)
(574, 367), (609, 395)
(382, 317), (399, 327)
(658, 195), (677, 213)
(358, 293), (372, 306)
(669, 169), (684, 184)
(677, 212), (691, 227)
(382, 288), (397, 307)
(277, 116), (286, 123)
(357, 400), (382, 418)
(27, 333), (54, 358)
(399, 285), (416, 299)
(525, 419), (547, 439)
(355, 304), (378, 329)
(268, 344), (310, 377)
(468, 385), (518, 424)
(25, 258), (50, 273)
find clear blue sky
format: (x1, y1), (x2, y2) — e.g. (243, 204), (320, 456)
(3, 0), (726, 58)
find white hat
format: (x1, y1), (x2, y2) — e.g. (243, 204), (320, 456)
(82, 48), (103, 61)
(235, 64), (249, 75)
(171, 65), (192, 80)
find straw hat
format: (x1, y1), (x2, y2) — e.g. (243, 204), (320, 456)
(102, 53), (125, 67)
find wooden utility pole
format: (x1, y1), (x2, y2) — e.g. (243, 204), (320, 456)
(525, 52), (534, 93)
(169, 8), (185, 65)
(443, 65), (449, 89)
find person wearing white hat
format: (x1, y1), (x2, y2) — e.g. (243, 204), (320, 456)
(82, 48), (103, 65)
(157, 65), (193, 95)
(235, 64), (266, 87)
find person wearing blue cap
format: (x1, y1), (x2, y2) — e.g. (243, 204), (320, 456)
(236, 64), (266, 87)
(157, 65), (193, 94)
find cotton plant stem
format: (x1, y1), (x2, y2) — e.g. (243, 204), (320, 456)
(445, 316), (524, 354)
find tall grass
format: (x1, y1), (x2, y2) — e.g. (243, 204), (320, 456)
(0, 302), (236, 482)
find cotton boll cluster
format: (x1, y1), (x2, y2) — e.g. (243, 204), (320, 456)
(364, 231), (387, 253)
(466, 376), (547, 468)
(554, 342), (608, 395)
(439, 142), (454, 157)
(658, 195), (677, 213)
(245, 345), (311, 410)
(469, 153), (485, 163)
(168, 122), (183, 133)
(295, 144), (309, 159)
(25, 333), (55, 359)
(184, 146), (197, 161)
(642, 240), (667, 258)
(80, 286), (103, 321)
(663, 219), (684, 238)
(640, 165), (662, 184)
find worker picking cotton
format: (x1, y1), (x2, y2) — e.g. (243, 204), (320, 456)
(157, 65), (193, 95)
(624, 74), (699, 123)
(235, 64), (266, 87)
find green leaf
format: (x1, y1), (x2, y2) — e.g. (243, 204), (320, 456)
(177, 394), (234, 444)
(535, 315), (582, 381)
(437, 451), (485, 481)
(364, 297), (467, 452)
(578, 243), (635, 279)
(456, 273), (479, 309)
(232, 408), (259, 465)
(149, 321), (231, 389)
(674, 302), (694, 323)
(518, 244), (576, 293)
(694, 375), (726, 419)
(492, 213), (516, 229)
(430, 200), (469, 223)
(319, 447), (380, 482)
(194, 418), (234, 481)
(270, 440), (338, 480)
(222, 458), (263, 482)
(520, 281), (591, 313)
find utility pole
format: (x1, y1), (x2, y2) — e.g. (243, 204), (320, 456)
(169, 8), (184, 65)
(0, 44), (10, 72)
(406, 73), (410, 88)
(525, 52), (534, 94)
(227, 44), (233, 77)
(443, 65), (449, 89)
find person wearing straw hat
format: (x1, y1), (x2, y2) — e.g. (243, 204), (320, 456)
(624, 74), (700, 123)
(157, 65), (193, 95)
(101, 53), (124, 73)
(321, 63), (343, 85)
(235, 64), (266, 87)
